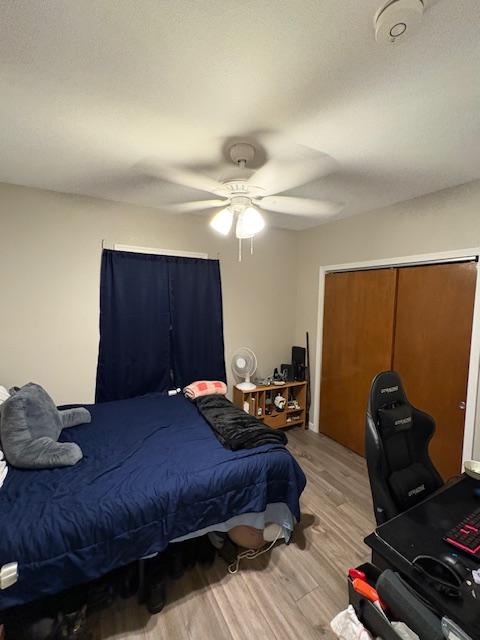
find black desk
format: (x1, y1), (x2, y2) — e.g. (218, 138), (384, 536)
(365, 475), (480, 639)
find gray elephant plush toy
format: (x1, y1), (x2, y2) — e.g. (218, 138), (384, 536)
(0, 382), (90, 469)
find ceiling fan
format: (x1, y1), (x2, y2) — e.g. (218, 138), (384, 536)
(142, 137), (344, 259)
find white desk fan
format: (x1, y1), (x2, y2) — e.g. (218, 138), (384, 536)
(232, 348), (257, 391)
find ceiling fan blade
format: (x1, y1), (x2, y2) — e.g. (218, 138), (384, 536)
(167, 199), (229, 213)
(142, 162), (224, 196)
(248, 147), (337, 196)
(255, 196), (344, 217)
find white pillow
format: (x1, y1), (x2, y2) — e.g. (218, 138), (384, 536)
(0, 386), (10, 405)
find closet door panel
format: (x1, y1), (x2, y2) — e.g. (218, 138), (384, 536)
(393, 262), (477, 480)
(319, 269), (397, 455)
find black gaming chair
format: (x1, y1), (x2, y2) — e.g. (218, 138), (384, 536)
(365, 371), (443, 525)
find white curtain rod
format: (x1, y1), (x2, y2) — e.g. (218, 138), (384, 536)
(102, 240), (209, 259)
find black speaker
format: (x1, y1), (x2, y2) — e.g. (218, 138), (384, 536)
(292, 346), (306, 381)
(292, 347), (305, 365)
(292, 346), (306, 366)
(293, 365), (305, 381)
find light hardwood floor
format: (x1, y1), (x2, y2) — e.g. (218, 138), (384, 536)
(91, 430), (375, 639)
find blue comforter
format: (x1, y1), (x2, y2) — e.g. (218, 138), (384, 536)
(0, 393), (306, 609)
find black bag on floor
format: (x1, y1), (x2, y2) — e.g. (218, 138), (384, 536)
(5, 605), (91, 640)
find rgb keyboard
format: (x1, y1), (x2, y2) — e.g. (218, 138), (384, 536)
(444, 507), (480, 558)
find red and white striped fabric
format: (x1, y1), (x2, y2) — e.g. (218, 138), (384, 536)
(183, 380), (227, 400)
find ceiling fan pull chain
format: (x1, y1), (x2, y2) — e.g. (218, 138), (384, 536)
(250, 236), (254, 255)
(238, 237), (242, 262)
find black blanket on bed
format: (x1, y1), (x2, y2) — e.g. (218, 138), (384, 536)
(195, 394), (288, 450)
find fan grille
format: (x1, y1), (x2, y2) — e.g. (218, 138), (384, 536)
(231, 347), (257, 377)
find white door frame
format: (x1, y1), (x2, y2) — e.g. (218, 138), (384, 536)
(313, 247), (480, 465)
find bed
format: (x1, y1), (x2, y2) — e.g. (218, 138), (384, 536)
(0, 393), (306, 610)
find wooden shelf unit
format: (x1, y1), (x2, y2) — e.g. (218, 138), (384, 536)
(233, 381), (308, 429)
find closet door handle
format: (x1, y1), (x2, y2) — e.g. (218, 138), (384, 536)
(459, 401), (466, 410)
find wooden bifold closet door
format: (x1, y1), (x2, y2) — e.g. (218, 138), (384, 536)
(319, 262), (477, 479)
(319, 268), (397, 456)
(392, 263), (476, 480)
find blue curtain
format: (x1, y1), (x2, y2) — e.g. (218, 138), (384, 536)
(169, 257), (226, 390)
(95, 250), (226, 403)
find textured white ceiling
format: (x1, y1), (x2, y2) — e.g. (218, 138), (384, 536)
(0, 0), (479, 230)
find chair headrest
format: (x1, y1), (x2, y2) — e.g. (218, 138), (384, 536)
(377, 404), (413, 437)
(368, 371), (413, 437)
(369, 371), (406, 408)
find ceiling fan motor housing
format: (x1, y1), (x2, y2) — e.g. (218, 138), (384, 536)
(230, 195), (251, 213)
(229, 142), (256, 167)
(374, 0), (424, 45)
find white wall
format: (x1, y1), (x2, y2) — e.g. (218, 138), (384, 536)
(294, 179), (480, 458)
(3, 179), (480, 457)
(0, 183), (297, 404)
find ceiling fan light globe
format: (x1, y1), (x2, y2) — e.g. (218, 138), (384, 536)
(210, 207), (233, 235)
(235, 206), (265, 239)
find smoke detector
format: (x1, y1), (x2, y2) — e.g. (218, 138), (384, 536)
(374, 0), (424, 45)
